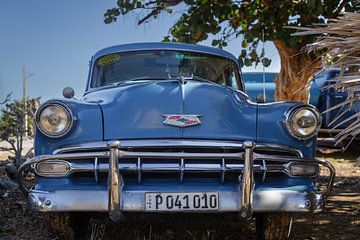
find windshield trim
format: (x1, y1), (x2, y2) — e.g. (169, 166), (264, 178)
(86, 49), (243, 92)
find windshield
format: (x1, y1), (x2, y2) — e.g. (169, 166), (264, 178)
(91, 50), (241, 89)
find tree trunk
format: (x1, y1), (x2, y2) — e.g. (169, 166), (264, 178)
(273, 40), (320, 102)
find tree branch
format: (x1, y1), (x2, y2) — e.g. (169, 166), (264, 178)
(0, 147), (15, 154)
(138, 0), (183, 25)
(0, 92), (12, 105)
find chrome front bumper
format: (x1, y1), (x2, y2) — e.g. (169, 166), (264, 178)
(18, 140), (335, 221)
(28, 188), (324, 213)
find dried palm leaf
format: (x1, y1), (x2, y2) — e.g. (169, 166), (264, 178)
(291, 10), (360, 145)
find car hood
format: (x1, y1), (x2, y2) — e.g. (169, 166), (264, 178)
(83, 80), (257, 141)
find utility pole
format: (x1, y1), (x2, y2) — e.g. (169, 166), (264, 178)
(22, 65), (28, 137)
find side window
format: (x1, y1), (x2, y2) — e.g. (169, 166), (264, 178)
(225, 63), (240, 90)
(229, 68), (239, 89)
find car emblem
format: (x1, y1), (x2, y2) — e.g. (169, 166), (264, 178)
(162, 114), (201, 127)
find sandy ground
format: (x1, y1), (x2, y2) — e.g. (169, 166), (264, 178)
(0, 141), (359, 240)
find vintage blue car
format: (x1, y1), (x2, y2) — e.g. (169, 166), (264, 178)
(18, 43), (335, 240)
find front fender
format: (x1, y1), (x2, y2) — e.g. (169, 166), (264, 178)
(34, 99), (103, 155)
(256, 102), (317, 158)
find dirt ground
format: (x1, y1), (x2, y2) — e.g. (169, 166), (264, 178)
(0, 143), (359, 240)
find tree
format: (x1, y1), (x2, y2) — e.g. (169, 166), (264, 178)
(104, 0), (359, 102)
(293, 11), (360, 144)
(0, 97), (39, 166)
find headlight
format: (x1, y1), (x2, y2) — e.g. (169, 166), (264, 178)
(35, 102), (73, 137)
(285, 105), (321, 139)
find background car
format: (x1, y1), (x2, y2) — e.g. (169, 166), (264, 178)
(310, 69), (360, 148)
(242, 72), (277, 102)
(243, 72), (319, 106)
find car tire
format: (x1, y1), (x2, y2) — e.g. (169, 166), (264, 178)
(46, 212), (90, 240)
(256, 213), (293, 240)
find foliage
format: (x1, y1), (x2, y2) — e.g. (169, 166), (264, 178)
(104, 0), (358, 68)
(293, 11), (360, 145)
(0, 97), (39, 166)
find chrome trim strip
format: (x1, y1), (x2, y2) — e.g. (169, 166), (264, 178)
(52, 140), (302, 157)
(27, 189), (324, 213)
(120, 150), (244, 159)
(53, 140), (245, 154)
(58, 161), (274, 174)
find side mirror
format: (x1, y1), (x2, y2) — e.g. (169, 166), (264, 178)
(63, 87), (75, 99)
(256, 94), (266, 103)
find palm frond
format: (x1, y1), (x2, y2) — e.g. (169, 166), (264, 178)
(292, 11), (360, 145)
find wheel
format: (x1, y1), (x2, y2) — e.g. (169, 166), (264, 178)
(46, 212), (90, 240)
(256, 213), (293, 240)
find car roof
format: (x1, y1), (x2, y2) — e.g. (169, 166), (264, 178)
(93, 42), (239, 63)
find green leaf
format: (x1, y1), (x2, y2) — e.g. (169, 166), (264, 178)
(211, 39), (219, 46)
(241, 40), (248, 48)
(240, 49), (247, 58)
(136, 2), (143, 8)
(244, 58), (252, 66)
(262, 58), (272, 67)
(162, 36), (171, 42)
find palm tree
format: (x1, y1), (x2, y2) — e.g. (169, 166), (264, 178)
(293, 9), (360, 145)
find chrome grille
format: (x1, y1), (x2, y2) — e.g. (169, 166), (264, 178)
(49, 142), (301, 184)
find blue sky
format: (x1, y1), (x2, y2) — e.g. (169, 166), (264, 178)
(0, 0), (280, 102)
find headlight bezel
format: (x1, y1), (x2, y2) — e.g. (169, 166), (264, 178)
(284, 105), (321, 140)
(35, 101), (74, 138)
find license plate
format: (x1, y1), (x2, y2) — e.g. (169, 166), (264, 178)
(145, 192), (219, 211)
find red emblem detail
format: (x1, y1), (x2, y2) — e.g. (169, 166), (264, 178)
(162, 114), (201, 127)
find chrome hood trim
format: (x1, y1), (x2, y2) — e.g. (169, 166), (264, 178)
(52, 139), (303, 157)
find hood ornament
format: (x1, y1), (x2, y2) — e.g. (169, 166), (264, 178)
(162, 114), (201, 127)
